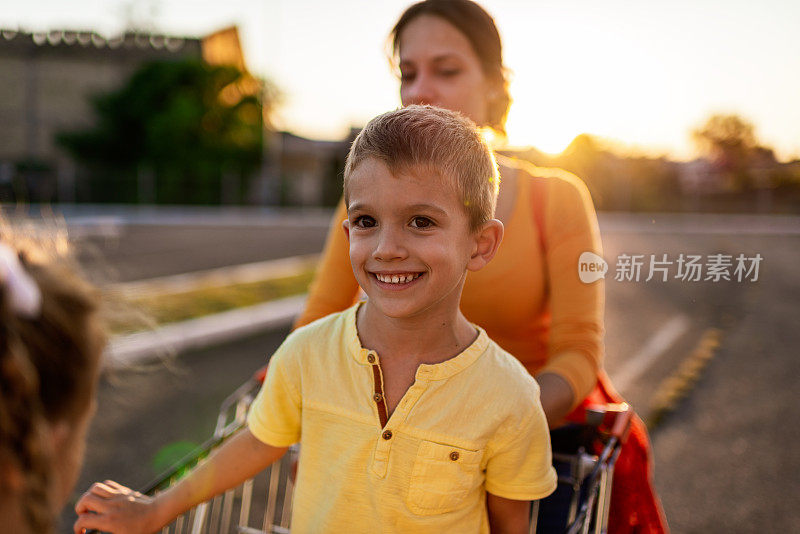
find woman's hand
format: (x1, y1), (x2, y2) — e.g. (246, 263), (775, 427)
(74, 479), (165, 534)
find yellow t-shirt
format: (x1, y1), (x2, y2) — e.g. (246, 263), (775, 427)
(247, 303), (557, 534)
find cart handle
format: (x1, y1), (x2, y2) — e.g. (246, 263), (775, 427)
(585, 402), (633, 442)
(609, 402), (633, 441)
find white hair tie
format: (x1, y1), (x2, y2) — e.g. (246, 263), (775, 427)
(0, 243), (42, 318)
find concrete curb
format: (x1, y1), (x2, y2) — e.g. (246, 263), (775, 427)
(106, 294), (306, 367)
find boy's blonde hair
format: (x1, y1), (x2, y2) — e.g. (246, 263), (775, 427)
(344, 105), (499, 231)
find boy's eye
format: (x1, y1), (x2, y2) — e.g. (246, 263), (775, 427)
(354, 216), (376, 228)
(410, 216), (434, 229)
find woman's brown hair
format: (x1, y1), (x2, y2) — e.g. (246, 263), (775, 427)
(390, 0), (512, 135)
(0, 223), (106, 533)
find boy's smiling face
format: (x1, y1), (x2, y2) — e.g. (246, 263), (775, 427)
(344, 158), (480, 322)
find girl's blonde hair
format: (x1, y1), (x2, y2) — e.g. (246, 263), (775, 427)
(0, 220), (106, 533)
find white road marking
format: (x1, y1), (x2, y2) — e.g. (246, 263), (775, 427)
(612, 314), (691, 392)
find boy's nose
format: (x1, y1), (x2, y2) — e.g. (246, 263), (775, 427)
(372, 227), (408, 261)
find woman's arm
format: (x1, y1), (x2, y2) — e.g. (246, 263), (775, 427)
(74, 429), (288, 534)
(487, 493), (532, 534)
(535, 372), (575, 427)
(293, 198), (361, 329)
(534, 167), (605, 416)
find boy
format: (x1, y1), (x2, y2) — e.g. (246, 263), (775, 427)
(74, 105), (557, 534)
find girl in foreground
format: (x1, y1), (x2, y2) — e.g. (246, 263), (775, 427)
(0, 223), (106, 533)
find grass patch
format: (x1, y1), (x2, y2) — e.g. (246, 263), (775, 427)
(110, 267), (315, 334)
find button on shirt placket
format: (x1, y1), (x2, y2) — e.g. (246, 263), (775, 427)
(368, 352), (429, 478)
(368, 352), (389, 428)
(368, 351), (392, 477)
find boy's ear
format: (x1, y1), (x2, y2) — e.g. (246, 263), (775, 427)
(467, 219), (504, 272)
(342, 218), (351, 242)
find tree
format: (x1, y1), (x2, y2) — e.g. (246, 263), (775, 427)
(691, 114), (758, 190)
(58, 59), (276, 204)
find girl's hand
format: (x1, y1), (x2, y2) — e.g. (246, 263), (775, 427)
(72, 430), (287, 533)
(74, 480), (164, 534)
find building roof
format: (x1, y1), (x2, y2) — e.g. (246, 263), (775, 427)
(0, 28), (199, 54)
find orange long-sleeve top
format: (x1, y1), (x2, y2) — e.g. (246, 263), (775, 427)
(294, 159), (605, 408)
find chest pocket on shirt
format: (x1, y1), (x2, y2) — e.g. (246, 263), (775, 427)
(407, 440), (484, 515)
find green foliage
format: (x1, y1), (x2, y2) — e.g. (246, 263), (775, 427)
(58, 59), (265, 204)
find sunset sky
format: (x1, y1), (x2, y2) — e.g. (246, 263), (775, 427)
(4, 0), (799, 160)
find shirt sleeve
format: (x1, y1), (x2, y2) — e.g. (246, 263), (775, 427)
(293, 198), (361, 329)
(247, 339), (303, 447)
(535, 168), (605, 408)
(484, 384), (558, 501)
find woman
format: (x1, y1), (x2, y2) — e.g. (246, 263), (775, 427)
(295, 1), (667, 531)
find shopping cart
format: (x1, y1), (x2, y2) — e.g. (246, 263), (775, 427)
(133, 367), (296, 534)
(532, 403), (632, 534)
(132, 368), (631, 534)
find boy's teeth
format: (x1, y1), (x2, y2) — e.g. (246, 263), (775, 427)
(377, 273), (419, 284)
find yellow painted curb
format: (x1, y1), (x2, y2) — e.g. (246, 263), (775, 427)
(647, 328), (722, 429)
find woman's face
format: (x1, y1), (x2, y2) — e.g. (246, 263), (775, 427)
(397, 15), (492, 127)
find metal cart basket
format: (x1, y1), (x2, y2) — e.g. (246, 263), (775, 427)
(138, 369), (632, 534)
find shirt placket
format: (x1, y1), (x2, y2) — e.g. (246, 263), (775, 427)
(366, 350), (427, 478)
